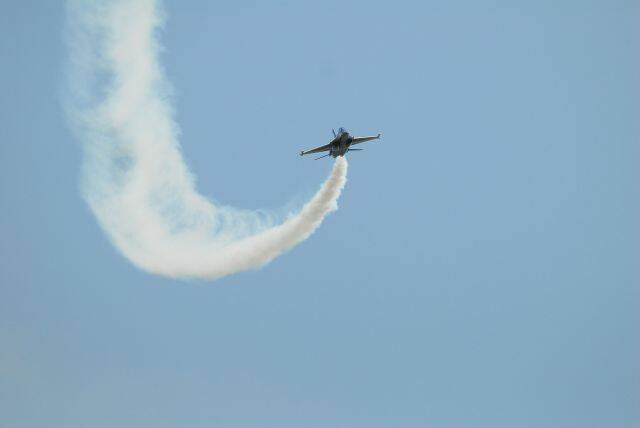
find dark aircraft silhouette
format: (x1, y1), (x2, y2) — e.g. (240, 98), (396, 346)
(299, 128), (381, 160)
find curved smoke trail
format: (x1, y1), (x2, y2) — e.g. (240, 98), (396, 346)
(64, 0), (347, 280)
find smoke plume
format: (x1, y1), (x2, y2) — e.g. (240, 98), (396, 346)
(64, 0), (347, 280)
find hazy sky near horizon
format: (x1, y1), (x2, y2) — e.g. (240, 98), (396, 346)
(1, 1), (639, 427)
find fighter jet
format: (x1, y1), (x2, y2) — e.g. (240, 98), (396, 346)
(299, 128), (381, 160)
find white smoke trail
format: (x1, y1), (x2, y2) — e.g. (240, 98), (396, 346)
(64, 0), (347, 280)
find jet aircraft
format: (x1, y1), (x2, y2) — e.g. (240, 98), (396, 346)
(299, 128), (381, 159)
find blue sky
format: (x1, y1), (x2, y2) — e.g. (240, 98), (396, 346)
(1, 1), (639, 427)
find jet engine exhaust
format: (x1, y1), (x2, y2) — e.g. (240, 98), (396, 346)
(64, 0), (348, 280)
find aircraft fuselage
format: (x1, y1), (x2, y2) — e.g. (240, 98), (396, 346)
(329, 132), (353, 158)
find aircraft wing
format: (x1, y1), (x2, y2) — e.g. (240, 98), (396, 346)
(351, 134), (381, 146)
(300, 143), (331, 156)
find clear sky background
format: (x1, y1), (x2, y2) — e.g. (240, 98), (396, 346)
(1, 1), (639, 427)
